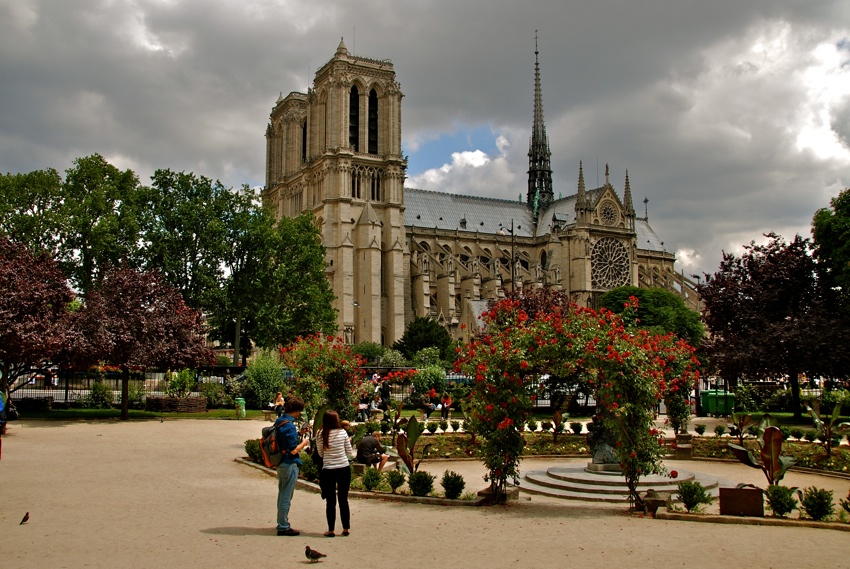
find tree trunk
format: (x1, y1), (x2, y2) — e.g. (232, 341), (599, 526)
(788, 364), (802, 420)
(232, 309), (242, 367)
(120, 366), (130, 421)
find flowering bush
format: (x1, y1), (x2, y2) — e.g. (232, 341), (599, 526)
(279, 334), (365, 420)
(456, 295), (700, 508)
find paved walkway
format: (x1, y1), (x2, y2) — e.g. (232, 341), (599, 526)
(1, 418), (847, 569)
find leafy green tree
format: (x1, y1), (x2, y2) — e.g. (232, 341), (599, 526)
(392, 316), (453, 361)
(599, 286), (704, 347)
(207, 185), (274, 364)
(252, 213), (336, 349)
(58, 154), (143, 293)
(350, 341), (385, 364)
(813, 187), (850, 294)
(0, 168), (65, 254)
(139, 169), (232, 311)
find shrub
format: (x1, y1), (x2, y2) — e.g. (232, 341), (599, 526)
(413, 364), (446, 396)
(244, 439), (262, 463)
(714, 424), (726, 437)
(733, 383), (760, 412)
(765, 389), (796, 413)
(243, 350), (286, 409)
(569, 422), (583, 435)
(427, 422), (439, 434)
(790, 426), (805, 440)
(385, 469), (406, 494)
(197, 382), (231, 409)
(803, 430), (817, 442)
(408, 470), (435, 497)
(676, 480), (713, 513)
(778, 426), (791, 440)
(527, 420), (538, 432)
(765, 485), (797, 518)
(439, 420), (449, 432)
(798, 487), (835, 521)
(125, 380), (146, 410)
(299, 452), (319, 482)
(840, 490), (850, 515)
(412, 346), (443, 367)
(361, 467), (382, 491)
(441, 470), (466, 499)
(81, 380), (114, 409)
(166, 368), (197, 397)
(350, 341), (384, 364)
(380, 349), (408, 368)
(694, 424), (707, 436)
(364, 421), (380, 434)
(450, 420), (461, 432)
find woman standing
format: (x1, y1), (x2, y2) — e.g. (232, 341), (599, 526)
(316, 409), (355, 537)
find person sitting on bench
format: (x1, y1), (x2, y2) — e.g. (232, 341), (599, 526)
(356, 431), (389, 472)
(420, 388), (438, 420)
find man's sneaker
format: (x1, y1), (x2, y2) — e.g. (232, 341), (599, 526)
(277, 528), (300, 536)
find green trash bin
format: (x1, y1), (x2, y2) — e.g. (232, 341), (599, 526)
(700, 390), (734, 417)
(235, 397), (246, 419)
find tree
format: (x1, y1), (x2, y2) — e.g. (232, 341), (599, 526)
(58, 154), (143, 293)
(77, 265), (215, 420)
(599, 286), (704, 347)
(252, 214), (337, 349)
(0, 238), (76, 395)
(139, 169), (232, 311)
(392, 316), (453, 361)
(697, 233), (843, 419)
(813, 187), (850, 294)
(212, 186), (275, 365)
(0, 168), (65, 254)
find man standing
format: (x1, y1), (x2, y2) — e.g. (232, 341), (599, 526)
(276, 396), (310, 536)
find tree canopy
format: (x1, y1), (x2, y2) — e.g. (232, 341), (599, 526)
(697, 232), (850, 418)
(599, 286), (704, 347)
(392, 316), (454, 362)
(812, 187), (850, 294)
(0, 237), (76, 394)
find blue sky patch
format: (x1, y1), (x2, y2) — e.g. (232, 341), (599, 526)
(404, 124), (498, 175)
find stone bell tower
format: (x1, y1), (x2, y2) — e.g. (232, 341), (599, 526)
(264, 39), (407, 345)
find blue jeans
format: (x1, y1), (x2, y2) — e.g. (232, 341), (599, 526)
(276, 462), (300, 530)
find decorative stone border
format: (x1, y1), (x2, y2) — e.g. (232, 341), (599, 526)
(656, 511), (850, 532)
(236, 458), (487, 506)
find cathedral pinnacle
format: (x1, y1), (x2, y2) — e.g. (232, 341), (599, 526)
(336, 37), (348, 56)
(527, 32), (553, 216)
(623, 170), (635, 217)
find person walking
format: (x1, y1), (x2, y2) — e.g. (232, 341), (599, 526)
(316, 409), (355, 537)
(275, 396), (310, 536)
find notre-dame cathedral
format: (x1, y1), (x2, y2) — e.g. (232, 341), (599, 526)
(263, 39), (698, 346)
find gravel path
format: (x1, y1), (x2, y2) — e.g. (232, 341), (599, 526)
(1, 418), (847, 569)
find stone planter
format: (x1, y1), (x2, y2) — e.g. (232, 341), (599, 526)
(145, 396), (207, 413)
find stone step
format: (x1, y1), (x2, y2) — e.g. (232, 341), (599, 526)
(521, 466), (731, 503)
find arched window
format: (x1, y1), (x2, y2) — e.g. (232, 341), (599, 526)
(349, 86), (360, 152)
(368, 89), (378, 154)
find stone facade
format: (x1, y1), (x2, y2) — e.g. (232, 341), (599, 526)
(264, 40), (697, 346)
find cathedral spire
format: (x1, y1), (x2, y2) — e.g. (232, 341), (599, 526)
(623, 169), (635, 217)
(576, 161), (586, 208)
(527, 32), (553, 216)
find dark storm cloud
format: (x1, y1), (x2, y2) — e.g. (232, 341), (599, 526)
(1, 0), (849, 276)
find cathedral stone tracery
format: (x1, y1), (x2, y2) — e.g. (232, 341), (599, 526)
(263, 38), (698, 346)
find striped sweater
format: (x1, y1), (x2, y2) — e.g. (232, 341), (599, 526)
(316, 429), (355, 469)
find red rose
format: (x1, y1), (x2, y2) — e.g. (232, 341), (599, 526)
(670, 470), (678, 479)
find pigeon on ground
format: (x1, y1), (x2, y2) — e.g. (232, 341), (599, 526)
(305, 545), (327, 563)
(20, 512), (29, 524)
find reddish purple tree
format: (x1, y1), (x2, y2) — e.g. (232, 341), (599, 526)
(0, 237), (76, 395)
(77, 265), (215, 420)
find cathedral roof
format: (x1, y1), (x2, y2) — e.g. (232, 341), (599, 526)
(404, 188), (534, 237)
(403, 186), (669, 253)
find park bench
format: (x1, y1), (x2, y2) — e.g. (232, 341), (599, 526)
(261, 409), (275, 422)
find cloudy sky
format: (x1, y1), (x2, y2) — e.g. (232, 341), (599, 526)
(2, 0), (849, 278)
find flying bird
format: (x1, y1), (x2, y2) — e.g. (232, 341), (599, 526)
(305, 545), (327, 563)
(20, 512), (29, 524)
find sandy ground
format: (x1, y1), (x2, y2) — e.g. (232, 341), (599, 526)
(1, 417), (848, 569)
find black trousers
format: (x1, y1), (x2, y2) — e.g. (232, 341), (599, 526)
(319, 466), (351, 532)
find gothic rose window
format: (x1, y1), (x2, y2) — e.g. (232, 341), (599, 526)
(591, 237), (630, 289)
(600, 202), (617, 226)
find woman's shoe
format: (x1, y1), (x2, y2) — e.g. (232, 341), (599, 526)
(342, 529), (350, 536)
(324, 532), (335, 537)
